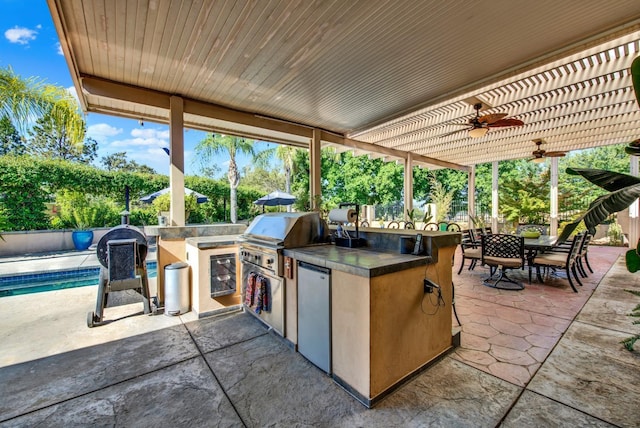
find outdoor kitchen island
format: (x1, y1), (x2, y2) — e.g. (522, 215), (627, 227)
(283, 229), (459, 407)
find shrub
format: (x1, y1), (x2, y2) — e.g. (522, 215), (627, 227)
(151, 193), (198, 221)
(608, 220), (624, 246)
(53, 190), (120, 229)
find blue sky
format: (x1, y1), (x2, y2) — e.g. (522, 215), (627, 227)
(0, 0), (276, 177)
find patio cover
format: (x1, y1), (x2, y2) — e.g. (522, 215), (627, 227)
(48, 0), (640, 168)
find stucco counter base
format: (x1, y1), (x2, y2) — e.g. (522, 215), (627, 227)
(284, 243), (457, 407)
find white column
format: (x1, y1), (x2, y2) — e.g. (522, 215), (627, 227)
(169, 96), (185, 226)
(310, 129), (322, 209)
(403, 153), (413, 221)
(468, 165), (476, 220)
(491, 161), (499, 233)
(550, 157), (559, 236)
(630, 155), (639, 248)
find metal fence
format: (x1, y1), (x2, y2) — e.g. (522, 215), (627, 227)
(373, 194), (593, 225)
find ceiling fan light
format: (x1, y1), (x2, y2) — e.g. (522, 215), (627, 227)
(468, 127), (488, 138)
(532, 156), (546, 163)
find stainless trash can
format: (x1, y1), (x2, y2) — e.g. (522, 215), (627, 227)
(164, 262), (190, 315)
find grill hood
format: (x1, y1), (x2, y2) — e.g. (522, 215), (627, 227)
(241, 212), (329, 248)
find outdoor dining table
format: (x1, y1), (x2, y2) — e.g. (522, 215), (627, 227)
(523, 235), (558, 251)
(523, 235), (558, 262)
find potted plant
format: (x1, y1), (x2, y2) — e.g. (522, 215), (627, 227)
(71, 221), (93, 251)
(52, 190), (101, 251)
(70, 205), (97, 251)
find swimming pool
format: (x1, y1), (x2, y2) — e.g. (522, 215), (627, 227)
(0, 262), (157, 297)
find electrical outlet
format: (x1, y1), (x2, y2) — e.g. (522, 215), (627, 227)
(423, 278), (434, 294)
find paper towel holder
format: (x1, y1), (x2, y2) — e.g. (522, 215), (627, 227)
(334, 202), (366, 248)
(338, 202), (360, 238)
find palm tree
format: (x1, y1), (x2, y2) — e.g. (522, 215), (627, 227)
(195, 133), (255, 223)
(254, 144), (299, 211)
(0, 66), (85, 142)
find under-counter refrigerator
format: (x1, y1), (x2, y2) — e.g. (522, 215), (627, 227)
(297, 261), (331, 373)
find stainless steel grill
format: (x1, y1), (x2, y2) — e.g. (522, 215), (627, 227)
(239, 212), (329, 335)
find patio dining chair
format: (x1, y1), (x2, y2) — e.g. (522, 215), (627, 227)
(481, 234), (526, 290)
(446, 222), (461, 232)
(576, 233), (594, 277)
(387, 221), (400, 229)
(423, 222), (439, 231)
(528, 232), (584, 292)
(457, 229), (482, 274)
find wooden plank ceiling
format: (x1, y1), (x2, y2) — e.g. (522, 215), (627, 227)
(48, 0), (640, 168)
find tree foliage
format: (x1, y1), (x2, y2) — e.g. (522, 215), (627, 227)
(28, 98), (92, 162)
(195, 133), (257, 223)
(101, 151), (157, 174)
(0, 67), (85, 141)
(0, 116), (23, 155)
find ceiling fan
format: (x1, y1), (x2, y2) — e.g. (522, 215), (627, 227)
(445, 102), (525, 138)
(530, 139), (566, 163)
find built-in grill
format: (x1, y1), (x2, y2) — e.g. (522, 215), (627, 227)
(239, 212), (329, 335)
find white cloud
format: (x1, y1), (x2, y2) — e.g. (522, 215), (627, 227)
(56, 42), (63, 55)
(87, 123), (123, 143)
(4, 26), (37, 45)
(111, 137), (163, 148)
(131, 128), (170, 140)
(66, 86), (79, 104)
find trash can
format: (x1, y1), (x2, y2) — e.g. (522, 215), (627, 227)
(164, 262), (190, 316)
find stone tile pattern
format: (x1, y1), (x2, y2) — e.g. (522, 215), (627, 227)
(0, 312), (522, 427)
(451, 245), (625, 387)
(527, 257), (640, 427)
(0, 245), (637, 427)
(502, 390), (617, 427)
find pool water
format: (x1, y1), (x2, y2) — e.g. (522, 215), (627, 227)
(0, 262), (157, 298)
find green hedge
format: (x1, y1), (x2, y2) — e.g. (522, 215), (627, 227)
(0, 155), (264, 231)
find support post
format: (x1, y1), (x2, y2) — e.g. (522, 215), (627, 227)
(310, 129), (322, 210)
(404, 153), (413, 221)
(550, 157), (559, 236)
(491, 161), (499, 233)
(630, 155), (639, 248)
(468, 165), (476, 221)
(169, 96), (185, 226)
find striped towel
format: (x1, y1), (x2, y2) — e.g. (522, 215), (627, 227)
(254, 275), (271, 314)
(244, 272), (257, 306)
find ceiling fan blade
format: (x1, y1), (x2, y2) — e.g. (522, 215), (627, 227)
(440, 128), (469, 138)
(487, 118), (525, 127)
(545, 151), (566, 157)
(478, 113), (507, 124)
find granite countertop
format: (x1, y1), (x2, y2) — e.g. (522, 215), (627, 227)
(283, 244), (433, 278)
(144, 224), (247, 239)
(185, 235), (240, 249)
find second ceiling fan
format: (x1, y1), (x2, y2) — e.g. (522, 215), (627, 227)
(530, 139), (566, 162)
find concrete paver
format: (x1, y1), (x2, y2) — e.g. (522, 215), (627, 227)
(0, 245), (638, 426)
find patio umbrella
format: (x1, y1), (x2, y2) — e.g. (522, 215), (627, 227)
(253, 190), (296, 206)
(140, 187), (209, 204)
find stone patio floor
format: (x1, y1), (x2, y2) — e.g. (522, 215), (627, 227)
(0, 245), (639, 427)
